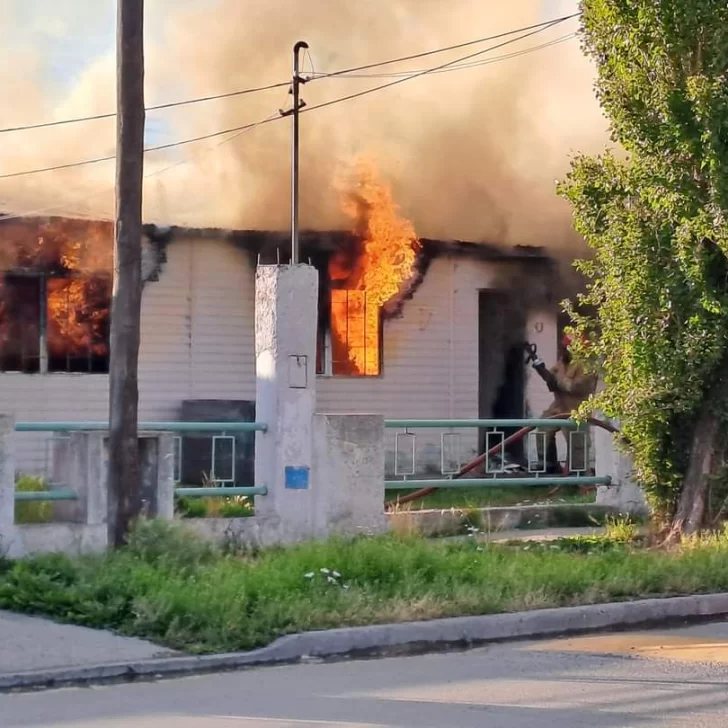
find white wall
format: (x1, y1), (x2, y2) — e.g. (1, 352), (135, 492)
(318, 256), (557, 474)
(3, 239), (558, 478)
(7, 237), (256, 473)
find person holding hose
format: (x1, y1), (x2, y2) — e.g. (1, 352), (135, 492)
(527, 334), (597, 474)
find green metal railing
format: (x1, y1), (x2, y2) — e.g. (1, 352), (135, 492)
(175, 486), (267, 498)
(385, 476), (610, 490)
(14, 489), (78, 502)
(383, 417), (607, 492)
(15, 421), (267, 433)
(13, 420), (269, 504)
(385, 418), (577, 430)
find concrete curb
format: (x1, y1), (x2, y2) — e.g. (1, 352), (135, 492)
(2, 593), (728, 692)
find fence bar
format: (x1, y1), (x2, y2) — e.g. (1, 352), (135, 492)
(14, 490), (79, 502)
(175, 486), (268, 498)
(385, 419), (577, 430)
(385, 476), (611, 490)
(15, 421), (268, 433)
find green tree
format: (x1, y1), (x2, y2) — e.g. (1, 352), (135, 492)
(560, 0), (728, 540)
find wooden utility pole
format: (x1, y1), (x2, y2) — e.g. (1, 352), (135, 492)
(108, 0), (145, 546)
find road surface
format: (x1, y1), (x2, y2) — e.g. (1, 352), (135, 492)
(4, 622), (728, 727)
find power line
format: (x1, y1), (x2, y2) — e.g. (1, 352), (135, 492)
(310, 33), (577, 80)
(299, 18), (572, 117)
(0, 17), (575, 182)
(0, 13), (579, 137)
(0, 111), (283, 222)
(0, 80), (290, 135)
(313, 12), (579, 80)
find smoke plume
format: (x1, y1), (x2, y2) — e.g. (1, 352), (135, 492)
(0, 0), (608, 250)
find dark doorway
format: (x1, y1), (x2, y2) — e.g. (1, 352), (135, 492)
(478, 290), (527, 462)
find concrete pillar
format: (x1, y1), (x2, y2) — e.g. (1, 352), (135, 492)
(0, 414), (20, 558)
(50, 432), (107, 526)
(52, 432), (174, 526)
(137, 434), (175, 519)
(594, 417), (649, 516)
(254, 264), (319, 540)
(311, 414), (387, 537)
(154, 434), (176, 520)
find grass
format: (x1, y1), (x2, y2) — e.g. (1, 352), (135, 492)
(14, 475), (53, 525)
(386, 485), (596, 510)
(1, 520), (728, 654)
(175, 473), (255, 519)
(175, 495), (254, 519)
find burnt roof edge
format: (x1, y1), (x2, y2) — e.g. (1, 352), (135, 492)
(0, 214), (553, 262)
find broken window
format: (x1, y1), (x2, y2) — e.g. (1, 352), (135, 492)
(0, 276), (41, 373)
(317, 288), (382, 377)
(0, 273), (111, 374)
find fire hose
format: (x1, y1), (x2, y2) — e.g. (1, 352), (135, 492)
(384, 415), (627, 510)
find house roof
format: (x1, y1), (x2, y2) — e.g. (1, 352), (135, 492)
(144, 224), (552, 264)
(0, 214), (553, 265)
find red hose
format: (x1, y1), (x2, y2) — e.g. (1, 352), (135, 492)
(385, 414), (625, 510)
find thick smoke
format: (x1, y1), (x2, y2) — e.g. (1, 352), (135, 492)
(0, 0), (608, 249)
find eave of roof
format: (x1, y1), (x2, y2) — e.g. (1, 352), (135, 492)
(0, 214), (552, 263)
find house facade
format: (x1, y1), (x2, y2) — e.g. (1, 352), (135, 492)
(0, 218), (561, 479)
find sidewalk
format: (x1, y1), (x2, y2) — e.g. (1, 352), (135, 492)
(0, 610), (176, 676)
(3, 592), (728, 693)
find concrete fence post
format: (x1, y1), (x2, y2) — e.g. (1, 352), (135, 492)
(594, 417), (649, 517)
(0, 414), (20, 558)
(50, 432), (107, 527)
(254, 264), (319, 542)
(154, 434), (176, 520)
(311, 414), (387, 538)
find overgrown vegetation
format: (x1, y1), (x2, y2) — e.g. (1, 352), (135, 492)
(175, 472), (254, 519)
(560, 1), (728, 538)
(387, 485), (596, 510)
(2, 520), (728, 653)
(175, 495), (253, 519)
(14, 475), (52, 525)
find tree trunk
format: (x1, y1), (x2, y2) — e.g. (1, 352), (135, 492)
(664, 370), (728, 544)
(108, 0), (145, 547)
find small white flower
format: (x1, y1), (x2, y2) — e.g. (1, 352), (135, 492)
(343, 584), (350, 590)
(320, 568), (330, 574)
(333, 571), (341, 578)
(476, 547), (483, 552)
(327, 576), (336, 584)
(304, 572), (315, 579)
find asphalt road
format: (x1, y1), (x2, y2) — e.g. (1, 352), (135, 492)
(4, 623), (728, 728)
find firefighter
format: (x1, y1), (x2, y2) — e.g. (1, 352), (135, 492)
(529, 334), (597, 474)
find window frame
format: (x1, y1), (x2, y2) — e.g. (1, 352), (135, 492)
(316, 288), (385, 379)
(0, 271), (112, 375)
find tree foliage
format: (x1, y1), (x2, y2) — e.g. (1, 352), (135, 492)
(560, 0), (728, 517)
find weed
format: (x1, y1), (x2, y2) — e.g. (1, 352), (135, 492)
(175, 473), (254, 520)
(3, 521), (728, 654)
(14, 475), (52, 525)
(604, 514), (640, 543)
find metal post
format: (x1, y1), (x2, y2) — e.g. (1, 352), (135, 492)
(290, 41), (308, 265)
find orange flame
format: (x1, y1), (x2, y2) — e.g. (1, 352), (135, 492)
(0, 218), (112, 371)
(328, 160), (421, 376)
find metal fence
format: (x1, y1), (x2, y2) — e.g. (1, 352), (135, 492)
(13, 421), (267, 503)
(383, 418), (610, 491)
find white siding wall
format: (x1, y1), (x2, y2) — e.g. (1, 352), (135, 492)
(7, 237), (256, 473)
(318, 256), (502, 473)
(3, 240), (558, 478)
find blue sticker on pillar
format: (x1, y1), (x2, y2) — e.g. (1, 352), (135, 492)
(285, 466), (310, 490)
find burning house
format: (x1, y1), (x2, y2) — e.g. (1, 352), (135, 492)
(0, 170), (563, 479)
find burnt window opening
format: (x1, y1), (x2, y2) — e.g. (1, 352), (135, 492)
(0, 273), (111, 374)
(314, 257), (384, 378)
